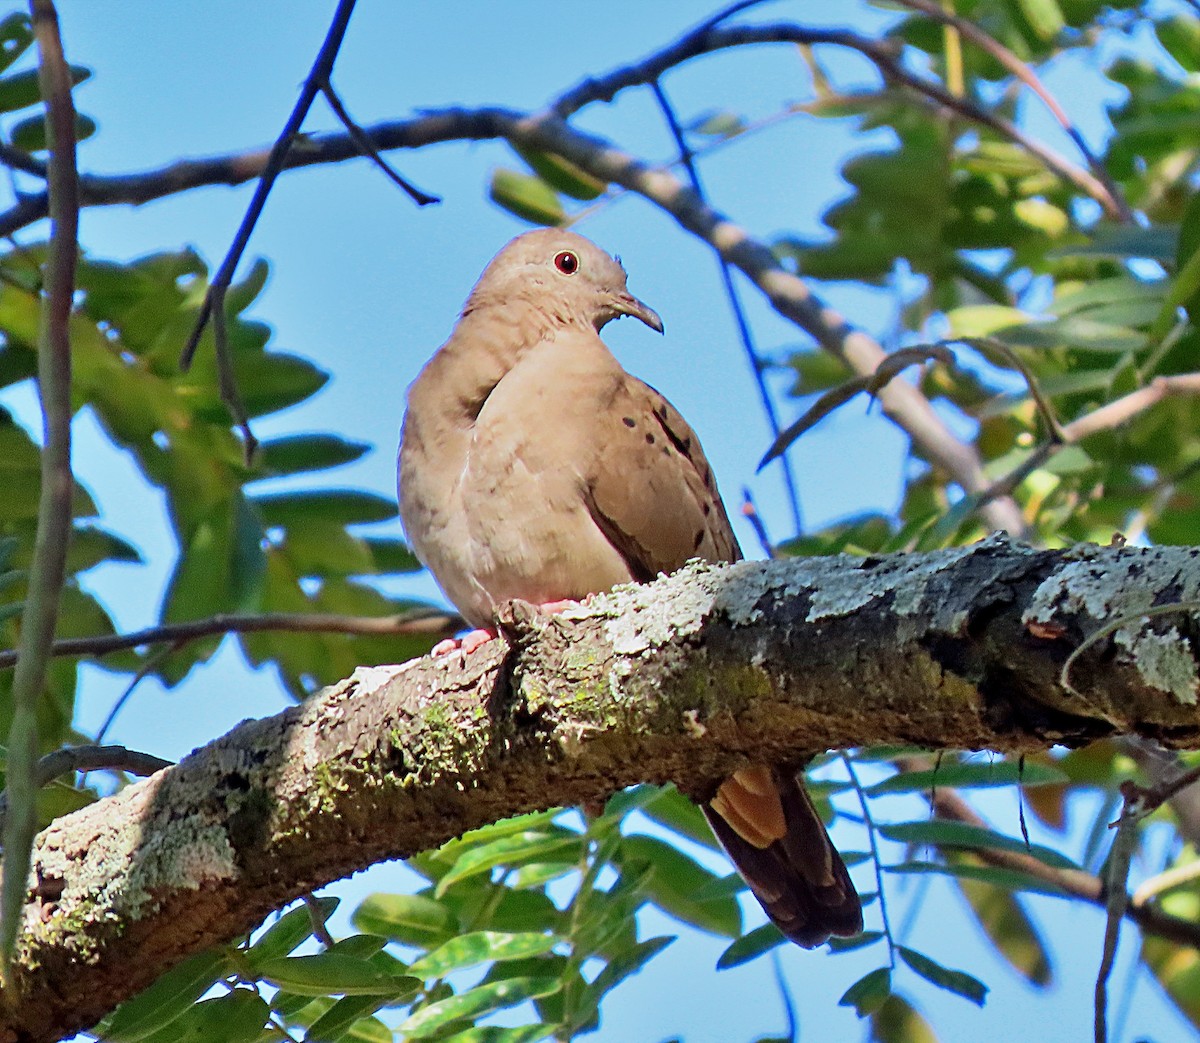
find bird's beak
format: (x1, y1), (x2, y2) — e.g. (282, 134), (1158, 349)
(613, 292), (664, 334)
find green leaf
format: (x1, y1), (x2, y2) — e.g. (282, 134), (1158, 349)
(898, 946), (988, 1006)
(866, 759), (1067, 795)
(489, 168), (565, 227)
(164, 494), (266, 629)
(256, 953), (419, 997)
(511, 144), (605, 200)
(246, 897), (339, 969)
(620, 835), (742, 938)
(254, 489), (397, 528)
(408, 931), (559, 979)
(688, 109), (747, 139)
(0, 15), (33, 77)
(1158, 14), (1200, 72)
(436, 830), (584, 897)
(254, 434), (370, 477)
(305, 995), (392, 1043)
(143, 989), (270, 1043)
(1052, 224), (1178, 263)
(0, 64), (89, 113)
(361, 536), (422, 574)
(99, 947), (232, 1042)
(877, 820), (1080, 871)
(10, 111), (96, 151)
(868, 993), (938, 1043)
(827, 930), (885, 954)
(226, 350), (329, 420)
(1015, 0), (1065, 39)
(439, 1025), (555, 1043)
(435, 810), (564, 865)
(885, 860), (1069, 897)
(951, 858), (1052, 987)
(840, 967), (892, 1018)
(717, 923), (786, 969)
(351, 892), (457, 948)
(580, 935), (675, 1013)
(398, 977), (561, 1038)
(639, 783), (720, 850)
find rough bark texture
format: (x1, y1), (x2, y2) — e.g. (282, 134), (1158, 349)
(5, 535), (1200, 1041)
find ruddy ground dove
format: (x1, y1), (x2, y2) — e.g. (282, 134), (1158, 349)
(398, 228), (861, 947)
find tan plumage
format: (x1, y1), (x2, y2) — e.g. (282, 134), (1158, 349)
(398, 228), (861, 947)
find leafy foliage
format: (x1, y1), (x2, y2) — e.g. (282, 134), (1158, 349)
(6, 1), (1200, 1041)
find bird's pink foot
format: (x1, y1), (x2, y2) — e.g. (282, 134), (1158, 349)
(538, 598), (585, 614)
(431, 628), (496, 657)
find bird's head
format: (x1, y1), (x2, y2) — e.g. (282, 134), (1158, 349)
(464, 228), (663, 335)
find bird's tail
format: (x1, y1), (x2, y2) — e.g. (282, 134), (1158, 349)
(703, 763), (862, 949)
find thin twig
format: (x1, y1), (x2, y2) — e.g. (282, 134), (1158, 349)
(549, 22), (1122, 218)
(301, 893), (335, 949)
(740, 487), (776, 559)
(2, 0), (78, 977)
(1095, 785), (1141, 1043)
(841, 753), (897, 967)
(0, 744), (172, 833)
(0, 18), (1122, 240)
(178, 0), (370, 464)
(967, 372), (1200, 524)
(650, 78), (803, 535)
(892, 0), (1133, 223)
(317, 76), (438, 206)
(1131, 857), (1200, 907)
(180, 0), (358, 370)
(895, 757), (1200, 949)
(93, 642), (179, 745)
(0, 607), (461, 669)
(208, 282), (256, 458)
(0, 142), (46, 178)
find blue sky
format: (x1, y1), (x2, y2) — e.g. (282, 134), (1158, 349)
(6, 2), (1195, 1040)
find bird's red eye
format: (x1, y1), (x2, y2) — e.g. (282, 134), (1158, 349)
(554, 250), (579, 275)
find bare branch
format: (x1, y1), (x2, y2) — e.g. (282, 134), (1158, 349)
(892, 0), (1133, 222)
(318, 76), (439, 206)
(649, 78), (804, 534)
(898, 758), (1200, 951)
(0, 744), (173, 832)
(179, 0), (359, 371)
(551, 22), (1123, 217)
(0, 607), (461, 669)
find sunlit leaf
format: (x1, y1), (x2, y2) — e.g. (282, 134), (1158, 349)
(398, 977), (561, 1038)
(408, 931), (559, 979)
(436, 830), (584, 897)
(351, 893), (457, 948)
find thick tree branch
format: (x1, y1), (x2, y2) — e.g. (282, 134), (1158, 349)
(5, 537), (1200, 1041)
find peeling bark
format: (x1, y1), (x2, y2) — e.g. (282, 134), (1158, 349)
(4, 535), (1200, 1042)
